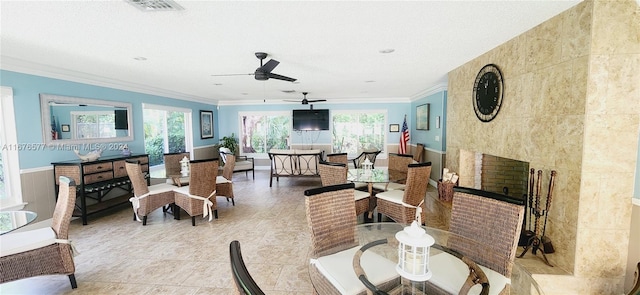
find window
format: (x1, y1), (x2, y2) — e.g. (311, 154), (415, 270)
(332, 110), (387, 156)
(240, 111), (291, 155)
(0, 86), (23, 210)
(142, 104), (193, 175)
(71, 111), (116, 139)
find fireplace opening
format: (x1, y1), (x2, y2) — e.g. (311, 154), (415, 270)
(473, 153), (530, 201)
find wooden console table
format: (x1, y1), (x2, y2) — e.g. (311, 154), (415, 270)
(52, 154), (149, 225)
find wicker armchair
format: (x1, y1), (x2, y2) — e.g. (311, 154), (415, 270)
(125, 160), (177, 225)
(163, 152), (190, 186)
(229, 240), (265, 295)
(425, 187), (525, 295)
(173, 159), (218, 226)
(372, 153), (416, 192)
(318, 161), (370, 218)
(376, 162), (431, 224)
(217, 154), (235, 206)
(220, 147), (255, 179)
(304, 183), (399, 295)
(413, 143), (424, 162)
(0, 176), (78, 289)
(326, 152), (348, 165)
(352, 150), (381, 169)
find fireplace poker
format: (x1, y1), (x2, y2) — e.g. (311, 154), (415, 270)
(528, 168), (535, 232)
(541, 170), (557, 253)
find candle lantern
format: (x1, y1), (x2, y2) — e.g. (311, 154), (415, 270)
(362, 158), (373, 175)
(395, 220), (435, 281)
(180, 156), (190, 177)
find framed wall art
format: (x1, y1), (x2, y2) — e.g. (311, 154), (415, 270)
(200, 110), (214, 139)
(389, 124), (400, 132)
(416, 104), (430, 130)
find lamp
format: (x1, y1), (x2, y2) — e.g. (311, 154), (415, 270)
(362, 158), (373, 175)
(180, 156), (190, 177)
(395, 220), (434, 281)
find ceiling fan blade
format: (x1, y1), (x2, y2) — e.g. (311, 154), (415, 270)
(267, 72), (297, 82)
(259, 59), (280, 73)
(210, 73), (252, 77)
(283, 100), (300, 102)
(307, 99), (327, 103)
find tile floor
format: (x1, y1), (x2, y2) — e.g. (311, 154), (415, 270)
(0, 170), (557, 295)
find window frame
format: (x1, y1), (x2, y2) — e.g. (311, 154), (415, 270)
(0, 86), (24, 210)
(70, 110), (117, 139)
(330, 109), (388, 157)
(238, 110), (292, 158)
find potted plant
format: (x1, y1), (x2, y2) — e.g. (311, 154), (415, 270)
(220, 133), (239, 155)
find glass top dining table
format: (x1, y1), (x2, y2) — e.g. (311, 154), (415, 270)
(309, 222), (545, 295)
(0, 210), (38, 235)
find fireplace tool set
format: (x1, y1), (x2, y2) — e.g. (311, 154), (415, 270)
(518, 168), (556, 267)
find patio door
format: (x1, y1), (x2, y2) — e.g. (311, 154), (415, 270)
(142, 104), (193, 177)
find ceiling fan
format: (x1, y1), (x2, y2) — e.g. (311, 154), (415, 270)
(284, 92), (326, 105)
(211, 52), (297, 82)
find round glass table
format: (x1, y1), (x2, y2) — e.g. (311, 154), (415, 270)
(310, 222), (545, 295)
(0, 211), (38, 235)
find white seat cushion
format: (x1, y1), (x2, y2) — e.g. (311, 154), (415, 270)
(216, 175), (231, 184)
(372, 182), (406, 191)
(0, 227), (57, 257)
(165, 177), (188, 186)
(353, 190), (370, 201)
(234, 161), (253, 171)
(149, 183), (178, 194)
(428, 252), (510, 295)
(375, 190), (405, 205)
(310, 246), (398, 295)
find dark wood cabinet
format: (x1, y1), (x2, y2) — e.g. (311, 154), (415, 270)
(52, 154), (149, 225)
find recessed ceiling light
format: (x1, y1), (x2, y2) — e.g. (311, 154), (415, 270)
(133, 57), (147, 61)
(241, 93), (249, 95)
(365, 80), (376, 83)
(379, 49), (395, 54)
(213, 83), (223, 86)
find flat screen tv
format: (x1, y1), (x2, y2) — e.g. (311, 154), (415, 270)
(292, 109), (330, 131)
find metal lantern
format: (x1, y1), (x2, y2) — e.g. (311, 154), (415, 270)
(180, 156), (190, 177)
(395, 220), (435, 281)
(362, 158), (373, 175)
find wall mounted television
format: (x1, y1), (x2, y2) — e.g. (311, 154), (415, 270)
(292, 109), (330, 131)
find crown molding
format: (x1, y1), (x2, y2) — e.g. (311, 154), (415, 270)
(1, 56), (216, 105)
(217, 96), (412, 106)
(409, 83), (448, 101)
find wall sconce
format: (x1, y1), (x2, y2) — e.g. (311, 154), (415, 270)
(396, 221), (435, 281)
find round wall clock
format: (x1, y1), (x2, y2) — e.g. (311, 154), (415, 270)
(472, 64), (504, 122)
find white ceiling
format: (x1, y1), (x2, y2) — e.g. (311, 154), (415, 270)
(0, 0), (581, 105)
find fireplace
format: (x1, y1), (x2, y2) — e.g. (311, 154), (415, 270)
(472, 153), (530, 200)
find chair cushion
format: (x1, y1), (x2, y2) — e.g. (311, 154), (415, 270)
(219, 147), (232, 154)
(428, 252), (509, 295)
(353, 190), (370, 201)
(372, 182), (406, 191)
(216, 175), (231, 184)
(165, 177), (189, 186)
(310, 246), (398, 295)
(375, 190), (405, 205)
(234, 161), (253, 171)
(149, 183), (178, 194)
(0, 227), (57, 257)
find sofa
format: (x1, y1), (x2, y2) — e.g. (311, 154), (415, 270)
(268, 149), (323, 187)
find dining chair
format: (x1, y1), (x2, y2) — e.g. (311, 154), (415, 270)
(352, 149), (381, 169)
(326, 152), (348, 165)
(229, 240), (265, 295)
(376, 162), (431, 224)
(0, 176), (78, 289)
(173, 159), (218, 226)
(318, 161), (370, 218)
(413, 143), (424, 163)
(125, 159), (177, 225)
(220, 147), (255, 179)
(217, 153), (235, 206)
(371, 153), (416, 192)
(425, 187), (525, 295)
(304, 183), (399, 295)
(163, 152), (190, 186)
(627, 262), (640, 295)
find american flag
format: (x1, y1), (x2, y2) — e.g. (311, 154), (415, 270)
(399, 116), (410, 154)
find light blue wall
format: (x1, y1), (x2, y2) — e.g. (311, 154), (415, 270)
(0, 70), (219, 169)
(218, 102), (411, 149)
(410, 91), (447, 151)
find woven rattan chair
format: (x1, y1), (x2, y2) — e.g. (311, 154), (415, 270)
(125, 160), (177, 225)
(326, 152), (348, 165)
(425, 187), (525, 295)
(220, 147), (255, 179)
(174, 159), (218, 226)
(372, 153), (416, 192)
(376, 162), (431, 224)
(163, 152), (190, 186)
(318, 161), (370, 218)
(413, 143), (424, 162)
(217, 154), (235, 206)
(305, 183), (399, 295)
(229, 240), (265, 295)
(0, 176), (78, 289)
(352, 149), (381, 169)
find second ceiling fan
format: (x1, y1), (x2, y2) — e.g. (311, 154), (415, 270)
(284, 92), (326, 105)
(211, 52), (297, 82)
